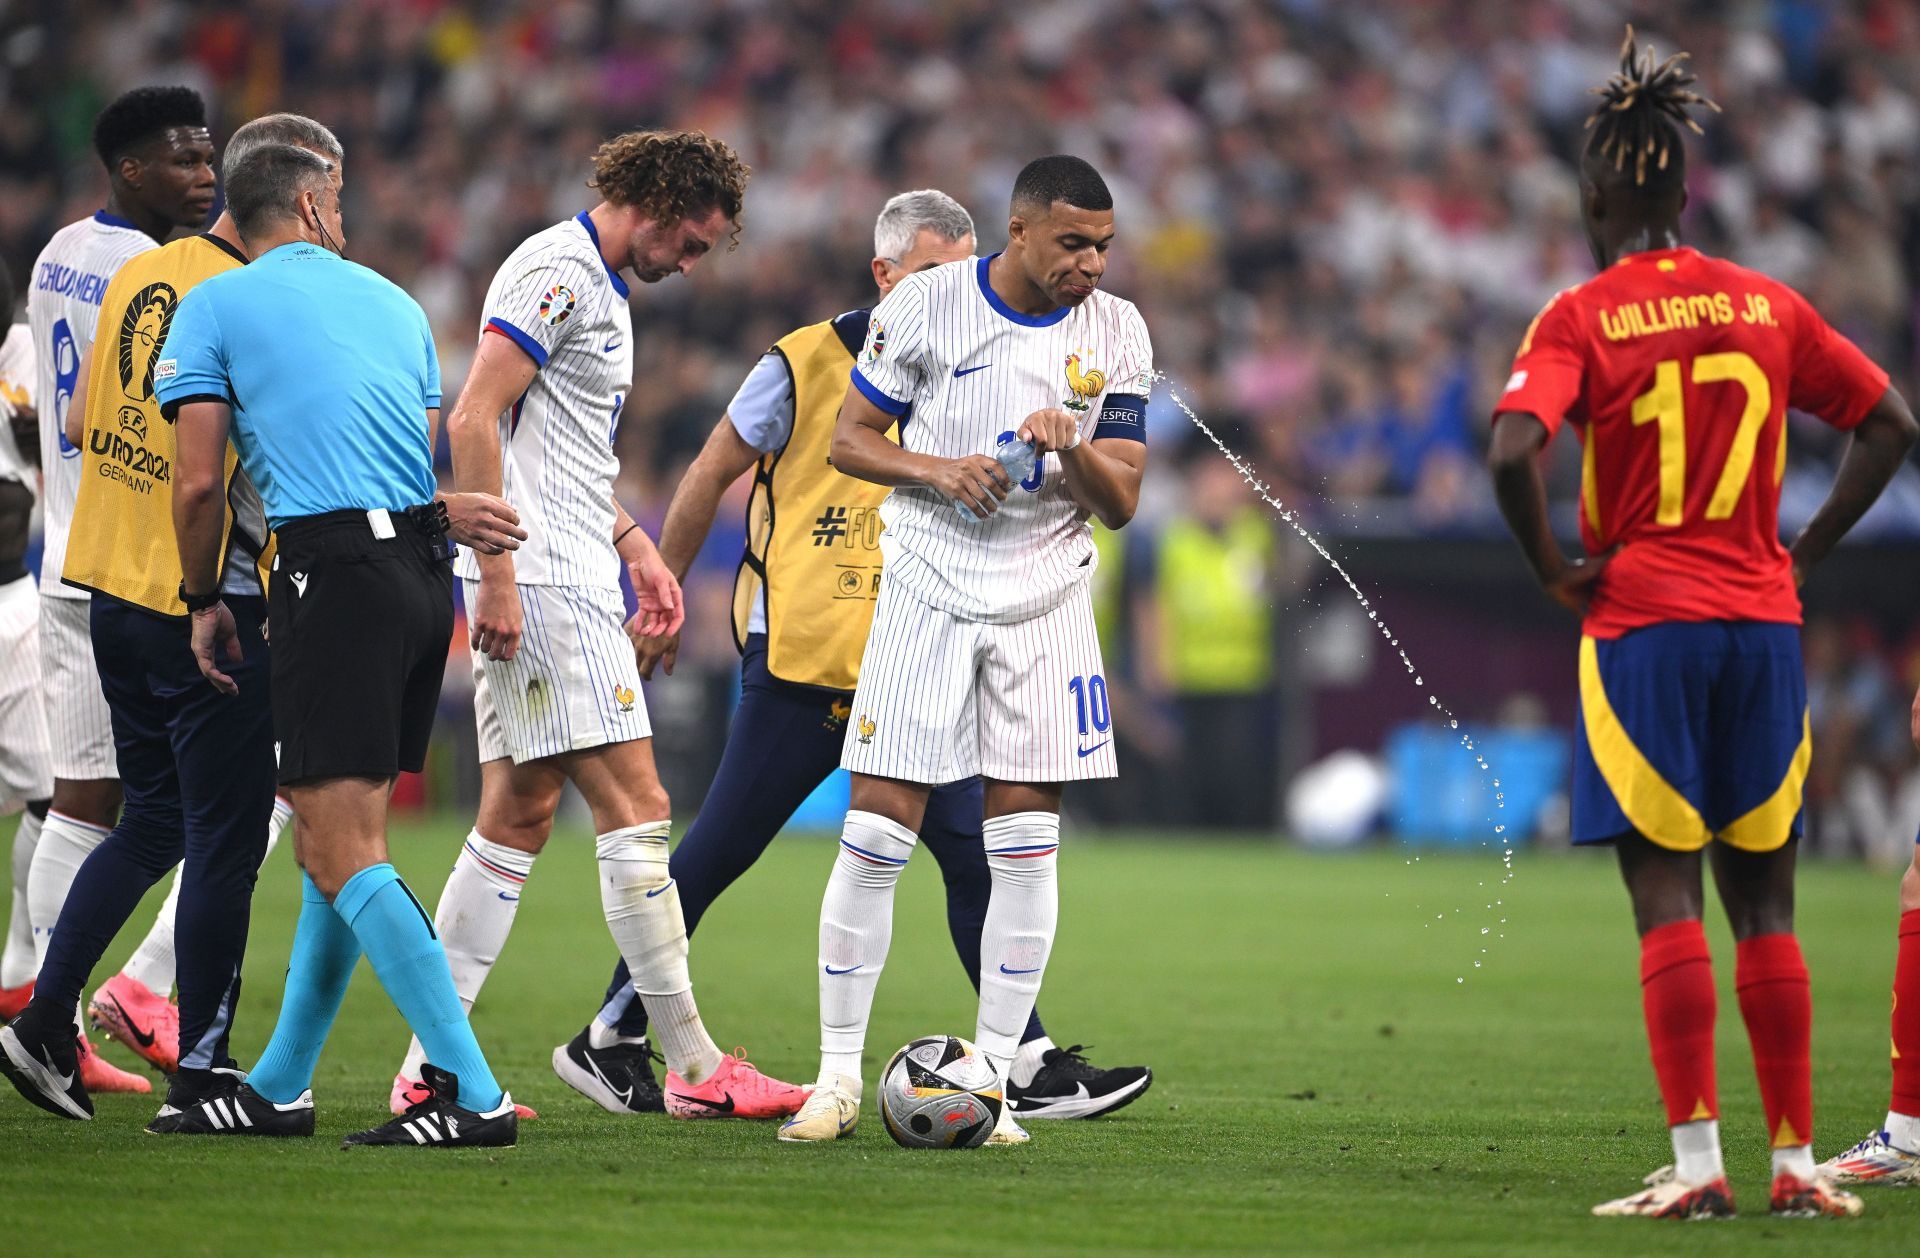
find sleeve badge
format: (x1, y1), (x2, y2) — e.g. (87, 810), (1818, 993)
(538, 284), (577, 327)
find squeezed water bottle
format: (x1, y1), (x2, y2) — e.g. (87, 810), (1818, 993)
(954, 434), (1036, 519)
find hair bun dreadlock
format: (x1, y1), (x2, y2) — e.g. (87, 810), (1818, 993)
(1585, 25), (1722, 188)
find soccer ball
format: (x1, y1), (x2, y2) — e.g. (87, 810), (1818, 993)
(878, 1035), (1003, 1149)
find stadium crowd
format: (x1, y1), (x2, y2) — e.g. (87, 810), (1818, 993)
(2, 0), (1919, 840)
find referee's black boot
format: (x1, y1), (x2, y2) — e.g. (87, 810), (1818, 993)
(0, 1006), (91, 1120)
(151, 1074), (316, 1137)
(341, 1063), (518, 1149)
(146, 1065), (246, 1133)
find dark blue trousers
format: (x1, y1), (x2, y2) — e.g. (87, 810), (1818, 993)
(30, 594), (276, 1072)
(595, 635), (1046, 1046)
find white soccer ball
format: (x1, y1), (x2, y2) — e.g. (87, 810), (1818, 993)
(878, 1035), (1003, 1149)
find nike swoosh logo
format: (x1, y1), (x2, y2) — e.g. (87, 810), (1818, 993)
(103, 993), (155, 1047)
(1077, 741), (1110, 758)
(646, 880), (674, 898)
(999, 964), (1043, 975)
(37, 1047), (74, 1091)
(953, 363), (992, 378)
(671, 1090), (735, 1114)
(497, 891), (520, 902)
(588, 1057), (634, 1108)
(603, 338), (621, 353)
(824, 964), (863, 975)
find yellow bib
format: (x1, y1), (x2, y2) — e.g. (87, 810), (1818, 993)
(63, 234), (270, 614)
(731, 312), (896, 691)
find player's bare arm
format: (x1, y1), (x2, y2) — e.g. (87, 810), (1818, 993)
(1019, 407), (1145, 528)
(831, 384), (1010, 517)
(1488, 410), (1608, 615)
(615, 495), (684, 650)
(633, 413), (760, 678)
(1786, 386), (1918, 586)
(446, 333), (537, 660)
(172, 397), (244, 695)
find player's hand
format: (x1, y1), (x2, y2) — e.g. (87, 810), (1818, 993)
(627, 549), (684, 639)
(1541, 552), (1610, 616)
(442, 492), (527, 555)
(1017, 407), (1082, 456)
(634, 627), (680, 680)
(931, 454), (1011, 518)
(191, 602), (243, 696)
(471, 576), (523, 662)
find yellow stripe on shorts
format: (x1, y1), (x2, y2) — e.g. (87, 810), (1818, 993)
(1578, 636), (1710, 852)
(1717, 710), (1811, 853)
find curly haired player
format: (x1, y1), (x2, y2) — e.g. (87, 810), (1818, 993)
(1489, 28), (1917, 1220)
(384, 129), (808, 1123)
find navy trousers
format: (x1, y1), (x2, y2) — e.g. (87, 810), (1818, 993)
(595, 635), (1046, 1046)
(30, 594), (275, 1072)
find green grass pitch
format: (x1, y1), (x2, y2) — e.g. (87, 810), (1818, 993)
(1, 814), (1914, 1254)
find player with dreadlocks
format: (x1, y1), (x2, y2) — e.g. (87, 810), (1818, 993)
(1489, 28), (1917, 1220)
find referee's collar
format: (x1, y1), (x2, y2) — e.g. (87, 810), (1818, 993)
(256, 241), (338, 263)
(575, 211), (632, 300)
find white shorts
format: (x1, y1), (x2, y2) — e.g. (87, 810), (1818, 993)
(0, 577), (52, 806)
(38, 594), (117, 781)
(468, 581), (650, 765)
(842, 578), (1117, 785)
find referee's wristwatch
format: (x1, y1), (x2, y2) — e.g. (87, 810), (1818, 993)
(178, 583), (223, 613)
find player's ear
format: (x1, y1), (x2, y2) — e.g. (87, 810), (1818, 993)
(118, 154), (144, 190)
(1007, 215), (1025, 246)
(871, 256), (893, 294)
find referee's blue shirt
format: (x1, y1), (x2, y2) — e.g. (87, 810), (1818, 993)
(154, 242), (441, 530)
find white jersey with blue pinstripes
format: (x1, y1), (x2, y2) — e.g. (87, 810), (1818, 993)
(851, 254), (1152, 624)
(28, 212), (158, 599)
(455, 213), (634, 589)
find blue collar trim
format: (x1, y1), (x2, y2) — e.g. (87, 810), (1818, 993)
(976, 254), (1069, 327)
(576, 212), (632, 299)
(93, 210), (140, 231)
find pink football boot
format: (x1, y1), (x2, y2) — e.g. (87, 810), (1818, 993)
(664, 1049), (810, 1119)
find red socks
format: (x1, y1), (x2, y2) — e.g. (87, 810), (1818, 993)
(1641, 920), (1718, 1126)
(1892, 910), (1920, 1117)
(1735, 933), (1813, 1148)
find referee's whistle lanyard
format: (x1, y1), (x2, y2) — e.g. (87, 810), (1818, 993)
(310, 210), (348, 262)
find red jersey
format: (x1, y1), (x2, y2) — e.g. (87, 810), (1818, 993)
(1494, 246), (1889, 638)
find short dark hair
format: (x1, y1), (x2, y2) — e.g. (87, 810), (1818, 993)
(225, 143), (335, 242)
(1011, 155), (1113, 215)
(92, 86), (207, 169)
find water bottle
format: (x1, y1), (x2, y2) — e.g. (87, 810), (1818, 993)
(955, 434), (1037, 519)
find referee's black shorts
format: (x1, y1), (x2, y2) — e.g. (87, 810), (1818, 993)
(269, 508), (453, 786)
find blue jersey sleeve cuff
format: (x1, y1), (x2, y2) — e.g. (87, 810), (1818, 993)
(486, 317), (549, 369)
(850, 366), (909, 417)
(1092, 393), (1147, 443)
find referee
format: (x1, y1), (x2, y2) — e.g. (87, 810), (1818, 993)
(152, 142), (526, 1147)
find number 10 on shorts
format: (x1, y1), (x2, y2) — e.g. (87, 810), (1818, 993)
(1067, 674), (1111, 736)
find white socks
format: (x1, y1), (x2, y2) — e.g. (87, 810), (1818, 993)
(817, 811), (916, 1091)
(1671, 1118), (1725, 1185)
(1010, 1034), (1056, 1090)
(596, 821), (723, 1084)
(2, 808), (43, 988)
(27, 811), (111, 968)
(399, 828), (534, 1082)
(1888, 1111), (1920, 1155)
(975, 812), (1060, 1081)
(1772, 1143), (1816, 1180)
(121, 794), (295, 997)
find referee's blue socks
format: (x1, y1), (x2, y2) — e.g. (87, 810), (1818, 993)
(248, 873), (360, 1104)
(332, 862), (504, 1113)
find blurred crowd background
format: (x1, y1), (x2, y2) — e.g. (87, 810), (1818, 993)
(2, 0), (1918, 859)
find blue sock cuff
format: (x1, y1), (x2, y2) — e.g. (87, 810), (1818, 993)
(300, 870), (330, 906)
(333, 862), (401, 927)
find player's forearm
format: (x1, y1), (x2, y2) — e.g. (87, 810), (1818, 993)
(1789, 393), (1919, 578)
(172, 402), (232, 595)
(1061, 441), (1143, 529)
(1488, 415), (1566, 586)
(831, 420), (944, 489)
(446, 401), (515, 578)
(652, 465), (728, 582)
